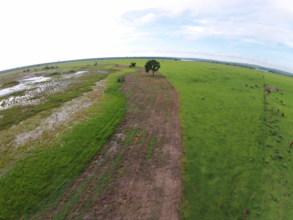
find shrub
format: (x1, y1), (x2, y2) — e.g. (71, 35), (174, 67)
(117, 76), (125, 83)
(50, 72), (60, 76)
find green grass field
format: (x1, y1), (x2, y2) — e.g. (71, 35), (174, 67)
(1, 58), (293, 219)
(94, 59), (293, 219)
(162, 61), (293, 220)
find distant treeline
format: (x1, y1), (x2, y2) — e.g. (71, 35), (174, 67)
(1, 56), (292, 78)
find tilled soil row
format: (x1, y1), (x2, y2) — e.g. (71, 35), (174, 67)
(43, 66), (182, 220)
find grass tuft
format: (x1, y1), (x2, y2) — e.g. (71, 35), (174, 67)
(1, 81), (19, 89)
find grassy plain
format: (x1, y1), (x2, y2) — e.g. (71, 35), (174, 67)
(161, 61), (293, 220)
(0, 66), (136, 219)
(97, 59), (293, 219)
(32, 64), (181, 219)
(1, 58), (293, 219)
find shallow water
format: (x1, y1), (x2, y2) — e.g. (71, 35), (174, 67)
(0, 79), (69, 110)
(0, 70), (108, 110)
(74, 71), (88, 75)
(21, 77), (51, 83)
(0, 84), (29, 97)
(63, 71), (89, 79)
(0, 77), (51, 97)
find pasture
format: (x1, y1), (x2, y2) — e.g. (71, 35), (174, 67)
(1, 58), (293, 219)
(96, 59), (293, 219)
(162, 61), (293, 220)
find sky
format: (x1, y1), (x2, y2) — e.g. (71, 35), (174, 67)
(1, 0), (293, 72)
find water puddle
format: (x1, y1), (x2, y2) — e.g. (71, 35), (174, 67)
(0, 77), (70, 110)
(74, 71), (88, 75)
(21, 76), (51, 84)
(0, 70), (109, 110)
(63, 71), (89, 79)
(0, 77), (51, 97)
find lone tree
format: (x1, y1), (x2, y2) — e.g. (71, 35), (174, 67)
(94, 62), (97, 66)
(145, 60), (160, 76)
(130, 62), (136, 67)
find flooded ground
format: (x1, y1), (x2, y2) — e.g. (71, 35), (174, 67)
(14, 79), (107, 147)
(0, 65), (117, 174)
(0, 76), (51, 97)
(0, 70), (109, 110)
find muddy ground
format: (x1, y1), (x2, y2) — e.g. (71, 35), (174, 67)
(39, 66), (182, 220)
(0, 79), (108, 174)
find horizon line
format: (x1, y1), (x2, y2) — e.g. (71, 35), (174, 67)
(0, 56), (292, 76)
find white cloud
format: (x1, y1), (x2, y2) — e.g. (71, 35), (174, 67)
(135, 13), (157, 25)
(1, 0), (293, 72)
(174, 18), (293, 48)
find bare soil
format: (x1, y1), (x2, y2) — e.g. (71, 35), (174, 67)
(41, 66), (182, 220)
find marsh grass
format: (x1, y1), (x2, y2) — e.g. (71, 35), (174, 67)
(0, 81), (109, 174)
(43, 71), (61, 77)
(0, 89), (42, 104)
(0, 68), (137, 219)
(0, 80), (19, 89)
(0, 73), (109, 131)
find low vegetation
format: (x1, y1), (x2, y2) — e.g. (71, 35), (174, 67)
(97, 59), (293, 219)
(0, 73), (108, 131)
(0, 80), (19, 89)
(161, 61), (293, 220)
(43, 65), (58, 70)
(0, 67), (137, 219)
(1, 58), (293, 219)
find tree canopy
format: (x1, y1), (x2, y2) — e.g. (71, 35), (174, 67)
(145, 60), (160, 76)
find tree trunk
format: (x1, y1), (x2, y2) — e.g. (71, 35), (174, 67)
(152, 70), (154, 76)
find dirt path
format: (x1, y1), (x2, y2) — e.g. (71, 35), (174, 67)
(41, 66), (182, 220)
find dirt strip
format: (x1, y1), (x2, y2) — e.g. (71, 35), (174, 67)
(42, 66), (182, 220)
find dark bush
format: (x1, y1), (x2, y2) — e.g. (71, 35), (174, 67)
(117, 76), (125, 82)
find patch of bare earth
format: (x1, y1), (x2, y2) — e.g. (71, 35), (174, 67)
(41, 66), (182, 220)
